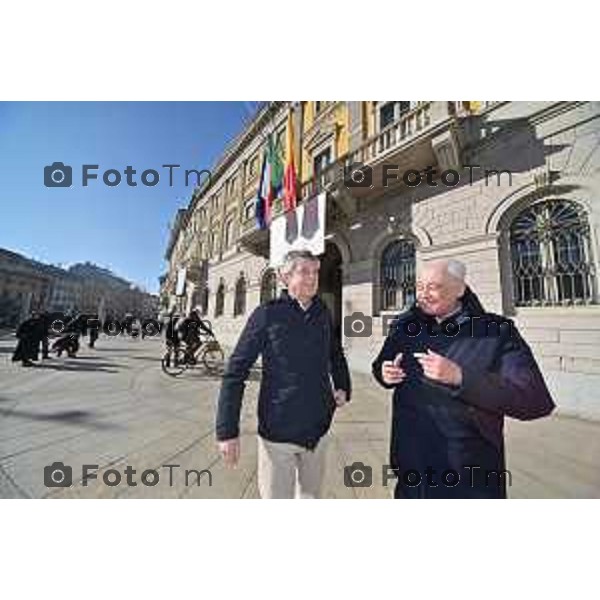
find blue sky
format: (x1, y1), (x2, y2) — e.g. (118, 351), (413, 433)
(0, 101), (255, 293)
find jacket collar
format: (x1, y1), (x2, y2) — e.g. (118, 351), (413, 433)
(280, 289), (321, 314)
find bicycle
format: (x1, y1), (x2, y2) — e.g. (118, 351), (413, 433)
(161, 334), (225, 377)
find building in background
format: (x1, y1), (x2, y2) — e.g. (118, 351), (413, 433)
(162, 100), (600, 419)
(44, 265), (83, 314)
(0, 250), (157, 326)
(0, 248), (54, 326)
(68, 262), (154, 319)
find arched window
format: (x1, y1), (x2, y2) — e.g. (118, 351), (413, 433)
(260, 269), (278, 303)
(224, 218), (234, 249)
(215, 281), (225, 317)
(510, 199), (596, 306)
(233, 275), (247, 316)
(380, 239), (416, 311)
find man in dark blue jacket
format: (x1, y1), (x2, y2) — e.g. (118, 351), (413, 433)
(216, 250), (351, 498)
(372, 259), (555, 499)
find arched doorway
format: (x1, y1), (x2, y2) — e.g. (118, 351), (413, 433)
(319, 242), (343, 341)
(260, 268), (278, 303)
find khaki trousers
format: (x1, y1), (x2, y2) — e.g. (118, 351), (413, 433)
(257, 435), (329, 499)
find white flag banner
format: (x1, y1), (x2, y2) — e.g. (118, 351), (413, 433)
(269, 192), (326, 268)
(175, 268), (187, 296)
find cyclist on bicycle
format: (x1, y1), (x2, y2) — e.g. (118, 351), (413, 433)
(177, 308), (214, 364)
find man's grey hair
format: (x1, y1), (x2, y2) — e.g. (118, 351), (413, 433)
(446, 259), (466, 283)
(419, 258), (467, 284)
(279, 249), (320, 276)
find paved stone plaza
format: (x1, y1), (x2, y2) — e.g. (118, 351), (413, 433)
(0, 333), (598, 499)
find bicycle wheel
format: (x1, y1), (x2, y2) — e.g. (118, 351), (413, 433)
(161, 347), (187, 377)
(202, 342), (224, 373)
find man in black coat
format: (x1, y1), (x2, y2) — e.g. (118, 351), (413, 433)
(216, 250), (351, 499)
(40, 311), (62, 358)
(12, 311), (45, 367)
(372, 259), (555, 499)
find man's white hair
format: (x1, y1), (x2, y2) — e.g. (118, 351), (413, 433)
(419, 258), (467, 283)
(446, 259), (467, 283)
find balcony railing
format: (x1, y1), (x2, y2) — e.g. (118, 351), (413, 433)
(346, 102), (433, 166)
(299, 102), (440, 201)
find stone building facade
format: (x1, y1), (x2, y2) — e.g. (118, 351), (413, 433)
(0, 249), (157, 325)
(162, 101), (600, 420)
(0, 248), (54, 326)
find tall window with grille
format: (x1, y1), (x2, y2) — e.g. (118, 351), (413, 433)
(215, 281), (225, 317)
(233, 275), (247, 316)
(380, 240), (416, 311)
(260, 269), (278, 303)
(509, 199), (596, 307)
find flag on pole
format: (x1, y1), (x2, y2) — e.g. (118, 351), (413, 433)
(255, 132), (285, 229)
(269, 134), (284, 201)
(255, 152), (270, 229)
(283, 108), (298, 212)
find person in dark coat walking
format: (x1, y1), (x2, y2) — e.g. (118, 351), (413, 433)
(372, 259), (555, 499)
(84, 313), (100, 348)
(164, 311), (180, 349)
(40, 311), (63, 359)
(12, 311), (45, 367)
(216, 250), (351, 499)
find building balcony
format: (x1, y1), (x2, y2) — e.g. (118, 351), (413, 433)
(300, 100), (460, 202)
(236, 101), (462, 257)
(238, 216), (269, 257)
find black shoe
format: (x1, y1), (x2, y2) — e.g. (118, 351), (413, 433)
(22, 360), (34, 367)
(43, 354), (51, 359)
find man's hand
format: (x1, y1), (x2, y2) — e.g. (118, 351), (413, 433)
(333, 389), (348, 407)
(416, 349), (462, 386)
(381, 353), (406, 385)
(218, 438), (240, 468)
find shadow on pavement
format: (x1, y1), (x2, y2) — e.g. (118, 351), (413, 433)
(34, 360), (120, 374)
(90, 347), (139, 352)
(0, 407), (121, 430)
